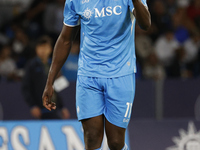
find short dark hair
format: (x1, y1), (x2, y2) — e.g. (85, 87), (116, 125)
(36, 36), (52, 47)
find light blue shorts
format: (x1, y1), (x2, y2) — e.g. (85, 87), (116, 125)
(76, 73), (135, 128)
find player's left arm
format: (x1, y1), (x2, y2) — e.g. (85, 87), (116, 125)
(132, 0), (151, 31)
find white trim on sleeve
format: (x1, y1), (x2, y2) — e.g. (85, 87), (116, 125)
(132, 8), (135, 13)
(63, 21), (80, 27)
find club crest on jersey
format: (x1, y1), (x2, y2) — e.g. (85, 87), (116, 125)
(83, 8), (93, 19)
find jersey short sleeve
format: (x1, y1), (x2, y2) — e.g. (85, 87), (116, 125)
(63, 0), (80, 27)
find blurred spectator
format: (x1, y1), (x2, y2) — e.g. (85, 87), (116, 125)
(24, 0), (52, 38)
(135, 24), (153, 63)
(183, 33), (200, 64)
(165, 0), (177, 16)
(172, 8), (190, 44)
(12, 26), (29, 54)
(187, 0), (200, 30)
(11, 25), (33, 70)
(0, 33), (9, 45)
(151, 0), (171, 36)
(0, 4), (15, 29)
(0, 44), (17, 81)
(184, 33), (200, 77)
(155, 30), (179, 67)
(168, 47), (192, 78)
(177, 0), (190, 8)
(43, 0), (65, 40)
(22, 36), (70, 119)
(143, 52), (166, 80)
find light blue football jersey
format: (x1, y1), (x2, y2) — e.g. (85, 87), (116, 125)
(63, 0), (147, 78)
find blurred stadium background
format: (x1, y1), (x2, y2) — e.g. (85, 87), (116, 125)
(0, 0), (200, 149)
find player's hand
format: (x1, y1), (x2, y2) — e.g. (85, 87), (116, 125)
(30, 106), (42, 119)
(42, 84), (56, 111)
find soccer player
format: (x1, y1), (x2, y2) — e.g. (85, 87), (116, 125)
(42, 0), (151, 149)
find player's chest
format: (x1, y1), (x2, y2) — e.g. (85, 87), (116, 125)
(76, 0), (128, 21)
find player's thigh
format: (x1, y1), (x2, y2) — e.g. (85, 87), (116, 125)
(81, 115), (105, 149)
(105, 118), (126, 149)
(76, 75), (105, 121)
(104, 73), (136, 128)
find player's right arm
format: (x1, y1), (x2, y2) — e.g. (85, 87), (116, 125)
(132, 0), (151, 31)
(42, 25), (79, 111)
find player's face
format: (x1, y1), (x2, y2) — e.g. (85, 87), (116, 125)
(36, 43), (52, 61)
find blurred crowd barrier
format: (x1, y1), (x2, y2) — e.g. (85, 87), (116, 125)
(0, 79), (200, 121)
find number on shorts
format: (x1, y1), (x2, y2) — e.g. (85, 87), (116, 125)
(124, 102), (132, 118)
